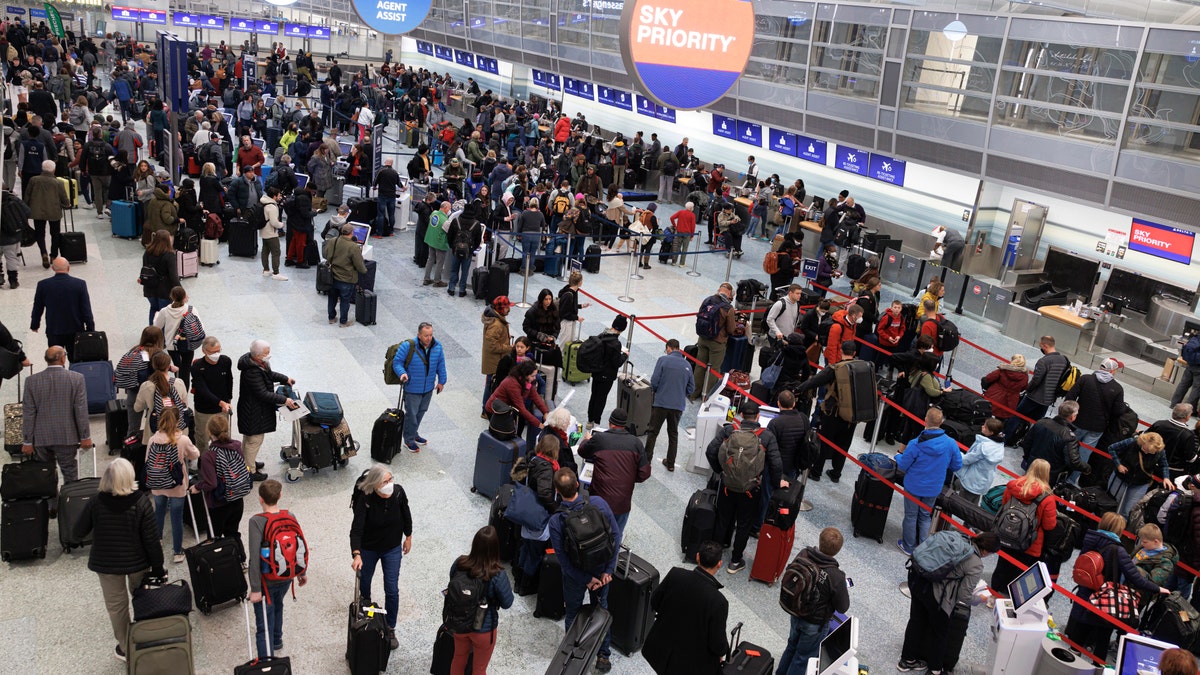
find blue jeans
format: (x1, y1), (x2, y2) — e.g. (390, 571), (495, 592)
(147, 296), (170, 325)
(902, 494), (938, 549)
(1069, 429), (1104, 484)
(328, 280), (355, 324)
(447, 253), (472, 294)
(377, 196), (396, 232)
(777, 616), (832, 675)
(153, 494), (185, 555)
(520, 232), (541, 272)
(563, 577), (611, 660)
(569, 235), (587, 267)
(359, 543), (403, 629)
(403, 389), (433, 445)
(1111, 476), (1150, 518)
(253, 580), (291, 657)
(613, 511), (630, 539)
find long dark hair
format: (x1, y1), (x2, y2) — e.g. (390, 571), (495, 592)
(508, 359), (536, 381)
(455, 526), (502, 580)
(149, 350), (173, 396)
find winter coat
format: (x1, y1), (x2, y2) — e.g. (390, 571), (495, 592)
(982, 365), (1029, 420)
(235, 353), (291, 436)
(391, 338), (447, 396)
(642, 566), (730, 675)
(1133, 544), (1179, 601)
(199, 175), (224, 213)
(897, 429), (963, 498)
(350, 484), (413, 554)
(143, 187), (179, 245)
(1022, 416), (1086, 480)
(306, 153), (333, 191)
(486, 375), (547, 428)
(1000, 479), (1057, 557)
(823, 309), (857, 366)
(26, 173), (69, 220)
(523, 292), (559, 345)
(283, 192), (314, 234)
(140, 250), (179, 301)
(176, 187), (204, 230)
(956, 435), (1005, 496)
(766, 409), (810, 478)
(1026, 352), (1071, 406)
(79, 491), (164, 576)
(481, 307), (511, 376)
(1109, 437), (1169, 487)
(579, 428), (652, 515)
(1069, 530), (1161, 626)
(1066, 373), (1125, 435)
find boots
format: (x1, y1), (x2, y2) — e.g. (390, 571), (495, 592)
(6, 271), (16, 290)
(40, 253), (49, 269)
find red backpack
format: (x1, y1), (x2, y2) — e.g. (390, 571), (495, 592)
(203, 212), (224, 240)
(260, 511), (309, 586)
(1072, 548), (1109, 592)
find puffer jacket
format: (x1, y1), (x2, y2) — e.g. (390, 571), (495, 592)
(143, 186), (179, 245)
(1134, 544), (1178, 599)
(766, 409), (809, 478)
(481, 307), (511, 376)
(307, 153), (334, 192)
(982, 365), (1028, 420)
(523, 290), (559, 345)
(521, 453), (558, 512)
(579, 428), (651, 515)
(823, 309), (857, 366)
(79, 490), (164, 576)
(235, 353), (291, 436)
(1021, 415), (1087, 480)
(1066, 373), (1125, 434)
(1000, 479), (1057, 557)
(1027, 351), (1070, 406)
(1109, 436), (1169, 487)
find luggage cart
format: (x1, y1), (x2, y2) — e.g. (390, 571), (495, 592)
(278, 391), (359, 482)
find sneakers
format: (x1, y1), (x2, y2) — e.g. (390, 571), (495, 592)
(897, 659), (927, 672)
(433, 281), (448, 288)
(897, 539), (914, 556)
(726, 559), (746, 574)
(415, 436), (428, 445)
(594, 657), (612, 673)
(173, 553), (185, 564)
(271, 273), (288, 281)
(272, 641), (283, 652)
(406, 441), (421, 453)
(251, 471), (269, 482)
(340, 320), (355, 328)
(263, 270), (272, 277)
(328, 318), (337, 325)
(114, 645), (126, 662)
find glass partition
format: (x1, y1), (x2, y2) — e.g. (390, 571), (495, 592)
(810, 19), (886, 99)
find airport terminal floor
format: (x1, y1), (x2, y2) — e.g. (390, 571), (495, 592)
(0, 96), (1182, 675)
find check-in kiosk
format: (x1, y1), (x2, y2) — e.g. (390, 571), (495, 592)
(687, 374), (730, 476)
(988, 561), (1053, 675)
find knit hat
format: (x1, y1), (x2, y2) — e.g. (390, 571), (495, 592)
(575, 193), (585, 202)
(609, 408), (628, 428)
(612, 315), (628, 332)
(647, 203), (657, 212)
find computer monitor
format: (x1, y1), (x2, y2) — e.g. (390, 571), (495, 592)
(1115, 633), (1176, 675)
(757, 405), (781, 425)
(817, 616), (858, 675)
(221, 112), (233, 127)
(1007, 561), (1053, 616)
(252, 138), (265, 151)
(338, 141), (353, 155)
(295, 173), (309, 189)
(349, 223), (371, 245)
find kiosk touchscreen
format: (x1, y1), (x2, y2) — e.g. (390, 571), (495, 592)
(349, 223), (374, 259)
(804, 616), (858, 675)
(988, 562), (1052, 675)
(687, 373), (730, 476)
(1007, 560), (1052, 621)
(1114, 634), (1176, 675)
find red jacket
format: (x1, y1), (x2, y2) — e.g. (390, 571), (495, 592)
(876, 310), (905, 350)
(919, 314), (945, 357)
(982, 366), (1029, 420)
(1001, 479), (1057, 557)
(824, 309), (856, 366)
(485, 375), (548, 428)
(553, 117), (571, 143)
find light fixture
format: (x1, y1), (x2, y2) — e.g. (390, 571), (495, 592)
(942, 20), (968, 42)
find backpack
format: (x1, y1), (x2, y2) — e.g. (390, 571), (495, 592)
(86, 141), (109, 173)
(1055, 361), (1081, 399)
(551, 194), (571, 215)
(247, 202), (267, 230)
(816, 313), (834, 346)
(114, 347), (151, 390)
(846, 254), (867, 280)
(259, 510), (309, 582)
(144, 440), (183, 490)
(718, 427), (766, 493)
(994, 492), (1047, 551)
(264, 168), (281, 190)
(924, 317), (960, 352)
(575, 335), (604, 374)
(452, 222), (474, 258)
(911, 530), (976, 581)
(763, 251), (780, 275)
(562, 501), (615, 571)
(149, 378), (189, 433)
(442, 568), (490, 634)
(176, 307), (206, 351)
(383, 340), (416, 386)
(695, 295), (728, 340)
(779, 551), (832, 621)
(212, 445), (252, 502)
(661, 156), (679, 175)
(1072, 547), (1110, 592)
(1041, 517), (1082, 565)
(176, 226), (200, 253)
(20, 136), (46, 175)
(1141, 490), (1194, 553)
(203, 213), (224, 240)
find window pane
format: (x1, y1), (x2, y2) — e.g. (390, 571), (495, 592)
(809, 20), (885, 99)
(998, 70), (1130, 115)
(1002, 41), (1137, 80)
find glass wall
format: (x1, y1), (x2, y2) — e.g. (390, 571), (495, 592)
(810, 18), (886, 99)
(901, 14), (1004, 121)
(1124, 31), (1200, 158)
(747, 11), (814, 88)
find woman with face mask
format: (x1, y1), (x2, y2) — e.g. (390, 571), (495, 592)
(190, 335), (234, 454)
(350, 464), (414, 652)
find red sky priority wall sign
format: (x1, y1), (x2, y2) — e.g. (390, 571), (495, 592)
(619, 0), (755, 111)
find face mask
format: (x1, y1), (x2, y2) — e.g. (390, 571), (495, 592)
(855, 317), (863, 324)
(206, 352), (220, 362)
(260, 354), (271, 364)
(378, 483), (394, 497)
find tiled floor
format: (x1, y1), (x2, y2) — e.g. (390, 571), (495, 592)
(0, 112), (1169, 675)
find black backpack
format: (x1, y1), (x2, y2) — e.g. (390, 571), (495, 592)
(924, 317), (960, 352)
(86, 141), (109, 174)
(176, 227), (200, 253)
(442, 568), (489, 634)
(562, 501), (615, 571)
(452, 222), (474, 258)
(779, 551), (832, 621)
(661, 156), (679, 175)
(994, 492), (1046, 551)
(247, 203), (267, 230)
(575, 335), (604, 374)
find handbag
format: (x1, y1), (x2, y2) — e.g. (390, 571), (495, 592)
(1091, 580), (1139, 622)
(761, 352), (784, 390)
(504, 481), (550, 531)
(488, 401), (518, 440)
(132, 578), (193, 621)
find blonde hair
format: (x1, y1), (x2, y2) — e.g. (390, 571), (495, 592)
(1139, 523), (1163, 542)
(100, 458), (138, 496)
(1015, 458), (1051, 499)
(1010, 354), (1026, 369)
(202, 162), (216, 177)
(1099, 512), (1126, 535)
(1138, 432), (1165, 454)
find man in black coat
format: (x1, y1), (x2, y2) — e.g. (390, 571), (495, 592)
(30, 258), (95, 363)
(642, 541), (729, 675)
(585, 316), (629, 429)
(1148, 404), (1200, 480)
(236, 339), (299, 481)
(1021, 400), (1089, 485)
(766, 389), (810, 480)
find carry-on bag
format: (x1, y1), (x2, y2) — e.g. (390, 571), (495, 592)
(58, 448), (99, 552)
(346, 576), (390, 675)
(851, 454), (897, 543)
(749, 523), (795, 586)
(132, 578), (194, 621)
(544, 604), (612, 675)
(1, 459), (58, 500)
(681, 487), (719, 561)
(370, 390), (405, 464)
(74, 330), (109, 362)
(234, 600), (292, 674)
(356, 289), (378, 326)
(184, 497), (247, 614)
(723, 622), (775, 674)
(126, 614), (195, 674)
(764, 474), (806, 530)
(1, 497), (49, 561)
(4, 366), (31, 457)
(489, 483), (520, 563)
(70, 360), (117, 414)
(471, 431), (524, 500)
(607, 546), (659, 655)
(616, 369), (654, 436)
(534, 550), (566, 620)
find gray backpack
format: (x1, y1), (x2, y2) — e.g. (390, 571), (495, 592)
(718, 427), (765, 493)
(911, 530), (976, 581)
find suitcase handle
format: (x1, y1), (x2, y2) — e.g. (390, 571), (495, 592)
(727, 621), (743, 660)
(185, 485), (212, 546)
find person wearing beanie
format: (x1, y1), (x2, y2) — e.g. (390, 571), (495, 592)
(578, 406), (651, 536)
(481, 296), (514, 405)
(1065, 356), (1126, 482)
(584, 316), (630, 430)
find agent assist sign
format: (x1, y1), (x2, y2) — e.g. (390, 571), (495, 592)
(620, 0), (754, 111)
(351, 0), (431, 35)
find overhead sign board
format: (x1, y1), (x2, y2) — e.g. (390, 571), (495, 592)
(712, 114), (736, 140)
(1129, 218), (1195, 265)
(230, 17), (254, 32)
(283, 23), (308, 37)
(768, 128), (796, 157)
(835, 145), (869, 175)
(796, 134), (827, 165)
(619, 0), (754, 110)
(173, 12), (197, 25)
(736, 120), (761, 147)
(867, 153), (906, 186)
(351, 0), (431, 35)
(415, 40), (433, 56)
(110, 5), (137, 21)
(308, 26), (329, 39)
(475, 56), (498, 74)
(255, 20), (278, 34)
(198, 14), (223, 28)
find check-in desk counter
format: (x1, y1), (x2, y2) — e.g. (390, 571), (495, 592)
(799, 220), (822, 260)
(1036, 306), (1095, 357)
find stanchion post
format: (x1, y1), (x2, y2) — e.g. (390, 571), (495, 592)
(870, 397), (886, 452)
(944, 346), (957, 383)
(629, 244), (643, 281)
(723, 245), (734, 283)
(618, 246), (636, 303)
(687, 236), (702, 277)
(515, 244), (532, 308)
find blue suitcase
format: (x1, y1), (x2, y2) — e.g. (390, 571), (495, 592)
(303, 391), (344, 425)
(111, 200), (140, 239)
(542, 236), (564, 278)
(70, 361), (117, 414)
(471, 432), (524, 500)
(720, 336), (755, 374)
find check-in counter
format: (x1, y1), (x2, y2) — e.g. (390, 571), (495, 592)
(1036, 305), (1095, 357)
(799, 220), (822, 259)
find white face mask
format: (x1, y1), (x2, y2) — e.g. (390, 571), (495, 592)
(855, 317), (863, 324)
(378, 483), (394, 497)
(206, 352), (220, 362)
(260, 354), (271, 364)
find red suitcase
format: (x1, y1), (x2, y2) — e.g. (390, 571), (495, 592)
(749, 524), (794, 586)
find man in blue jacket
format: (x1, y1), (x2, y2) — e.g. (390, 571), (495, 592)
(548, 468), (622, 674)
(30, 258), (95, 363)
(645, 339), (695, 471)
(896, 408), (962, 555)
(392, 322), (447, 453)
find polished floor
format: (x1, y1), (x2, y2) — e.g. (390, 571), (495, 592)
(0, 114), (1171, 675)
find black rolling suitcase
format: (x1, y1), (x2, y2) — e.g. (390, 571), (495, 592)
(940, 419), (976, 449)
(348, 197), (377, 225)
(370, 403), (404, 464)
(608, 547), (659, 656)
(534, 552), (565, 620)
(358, 259), (378, 292)
(58, 450), (99, 553)
(616, 373), (654, 436)
(346, 585), (390, 675)
(1, 497), (49, 561)
(724, 622), (775, 674)
(584, 245), (601, 273)
(105, 398), (129, 453)
(431, 623), (473, 675)
(850, 453), (897, 543)
(546, 604), (612, 675)
(680, 488), (718, 561)
(472, 267), (490, 300)
(939, 389), (992, 426)
(489, 483), (519, 563)
(486, 264), (510, 304)
(764, 474), (806, 530)
(300, 422), (336, 470)
(227, 218), (258, 257)
(184, 498), (247, 614)
(61, 218), (87, 263)
(1139, 592), (1200, 651)
(356, 289), (378, 326)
